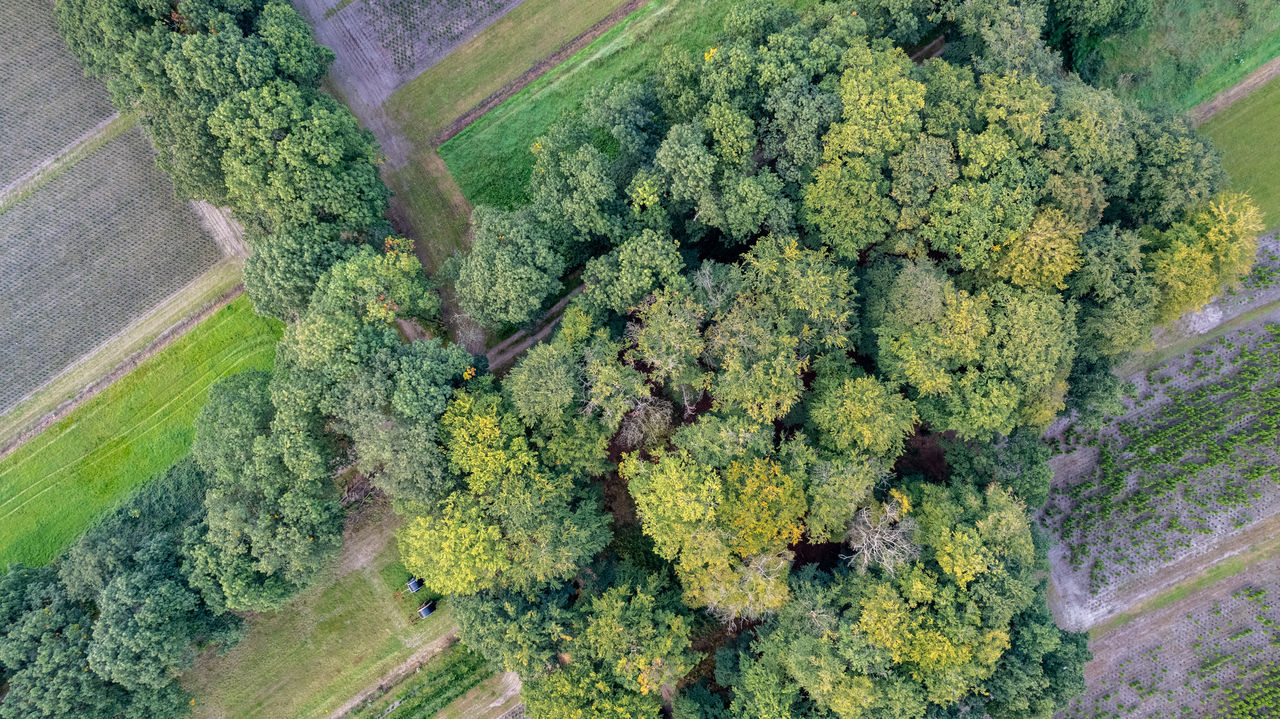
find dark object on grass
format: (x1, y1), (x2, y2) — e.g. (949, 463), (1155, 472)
(407, 577), (423, 593)
(418, 601), (436, 619)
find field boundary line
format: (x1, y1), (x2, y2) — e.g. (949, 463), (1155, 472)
(1088, 519), (1280, 639)
(0, 277), (245, 462)
(430, 0), (650, 147)
(0, 112), (134, 214)
(329, 630), (460, 719)
(1192, 54), (1280, 126)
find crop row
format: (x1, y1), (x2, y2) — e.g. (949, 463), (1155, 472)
(358, 0), (519, 71)
(0, 0), (114, 185)
(1042, 325), (1280, 594)
(1060, 586), (1280, 718)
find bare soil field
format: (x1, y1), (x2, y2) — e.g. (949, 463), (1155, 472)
(0, 0), (114, 186)
(0, 127), (222, 414)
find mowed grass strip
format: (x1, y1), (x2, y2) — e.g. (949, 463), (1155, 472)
(386, 0), (633, 145)
(185, 502), (461, 719)
(0, 296), (281, 567)
(1086, 0), (1280, 109)
(1201, 75), (1280, 229)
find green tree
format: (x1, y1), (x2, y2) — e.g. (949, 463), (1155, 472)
(810, 374), (917, 459)
(209, 80), (387, 230)
(456, 207), (566, 328)
(87, 566), (203, 690)
(242, 222), (359, 321)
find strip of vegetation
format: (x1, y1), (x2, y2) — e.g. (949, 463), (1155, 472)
(1069, 0), (1280, 110)
(387, 0), (632, 142)
(349, 642), (492, 719)
(0, 260), (244, 453)
(0, 296), (280, 567)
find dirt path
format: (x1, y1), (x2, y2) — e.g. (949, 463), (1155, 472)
(190, 201), (249, 258)
(1191, 54), (1280, 125)
(431, 0), (650, 146)
(485, 285), (584, 372)
(330, 630), (460, 719)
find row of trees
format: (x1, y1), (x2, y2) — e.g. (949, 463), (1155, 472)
(406, 1), (1261, 717)
(56, 0), (389, 321)
(1, 462), (240, 719)
(3, 2), (443, 717)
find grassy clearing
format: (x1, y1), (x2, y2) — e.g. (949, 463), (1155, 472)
(0, 296), (280, 567)
(0, 127), (223, 413)
(387, 0), (631, 144)
(1083, 0), (1280, 109)
(439, 0), (815, 208)
(185, 502), (459, 719)
(385, 153), (473, 273)
(0, 0), (114, 185)
(1201, 76), (1280, 229)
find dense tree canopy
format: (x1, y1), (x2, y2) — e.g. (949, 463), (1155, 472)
(414, 1), (1261, 717)
(34, 0), (1268, 718)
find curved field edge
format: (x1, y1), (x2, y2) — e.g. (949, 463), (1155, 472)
(0, 259), (244, 453)
(0, 295), (282, 568)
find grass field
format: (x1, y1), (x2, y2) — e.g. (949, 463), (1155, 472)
(0, 296), (280, 567)
(185, 501), (464, 719)
(440, 0), (825, 208)
(0, 0), (114, 185)
(0, 127), (224, 413)
(1084, 0), (1280, 109)
(0, 260), (244, 451)
(1201, 76), (1280, 229)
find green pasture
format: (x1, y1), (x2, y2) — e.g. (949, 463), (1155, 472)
(1084, 0), (1280, 109)
(438, 0), (816, 209)
(0, 296), (281, 567)
(1201, 75), (1280, 229)
(185, 502), (463, 719)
